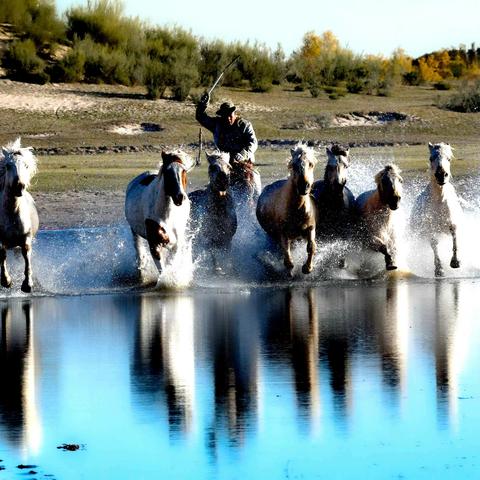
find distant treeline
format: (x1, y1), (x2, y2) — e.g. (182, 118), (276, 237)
(1, 0), (480, 102)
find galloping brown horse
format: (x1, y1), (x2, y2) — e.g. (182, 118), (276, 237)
(256, 143), (318, 276)
(355, 164), (403, 270)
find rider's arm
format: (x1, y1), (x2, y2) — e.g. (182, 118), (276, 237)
(195, 92), (217, 133)
(236, 120), (258, 162)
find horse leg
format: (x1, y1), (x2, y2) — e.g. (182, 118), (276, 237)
(21, 241), (33, 293)
(280, 235), (294, 276)
(132, 231), (148, 271)
(302, 227), (316, 274)
(449, 224), (460, 269)
(0, 246), (11, 288)
(378, 244), (397, 270)
(431, 237), (444, 277)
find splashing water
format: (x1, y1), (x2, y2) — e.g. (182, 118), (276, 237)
(0, 153), (478, 297)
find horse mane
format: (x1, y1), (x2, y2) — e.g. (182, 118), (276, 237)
(429, 142), (454, 161)
(375, 164), (401, 185)
(289, 142), (316, 165)
(0, 137), (38, 186)
(207, 150), (230, 167)
(329, 144), (349, 156)
(158, 148), (193, 172)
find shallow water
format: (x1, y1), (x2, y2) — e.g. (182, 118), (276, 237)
(1, 280), (480, 479)
(0, 154), (480, 479)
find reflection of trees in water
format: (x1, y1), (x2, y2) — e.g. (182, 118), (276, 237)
(130, 295), (195, 439)
(0, 300), (40, 452)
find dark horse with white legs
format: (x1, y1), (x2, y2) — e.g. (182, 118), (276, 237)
(355, 164), (403, 270)
(256, 143), (318, 276)
(125, 150), (192, 277)
(312, 144), (356, 266)
(410, 142), (462, 276)
(189, 151), (237, 272)
(0, 138), (39, 292)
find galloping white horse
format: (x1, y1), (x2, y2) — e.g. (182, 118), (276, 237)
(125, 150), (192, 277)
(0, 138), (39, 292)
(411, 143), (462, 276)
(256, 142), (318, 276)
(355, 164), (403, 270)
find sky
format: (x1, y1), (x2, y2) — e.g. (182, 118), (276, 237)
(55, 0), (479, 58)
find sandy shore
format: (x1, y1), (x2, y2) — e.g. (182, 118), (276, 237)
(34, 190), (126, 230)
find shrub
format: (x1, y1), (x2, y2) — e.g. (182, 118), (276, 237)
(308, 83), (321, 97)
(1, 0), (66, 46)
(145, 27), (200, 100)
(3, 38), (49, 83)
(66, 0), (142, 49)
(144, 59), (167, 99)
(346, 78), (364, 93)
(443, 80), (480, 112)
(433, 81), (451, 90)
(402, 71), (420, 86)
(49, 46), (85, 82)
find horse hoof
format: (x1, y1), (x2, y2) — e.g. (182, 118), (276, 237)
(1, 278), (12, 289)
(21, 281), (32, 293)
(386, 264), (398, 271)
(302, 264), (313, 274)
(435, 267), (445, 277)
(450, 259), (460, 269)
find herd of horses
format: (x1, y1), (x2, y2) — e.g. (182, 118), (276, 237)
(0, 137), (463, 291)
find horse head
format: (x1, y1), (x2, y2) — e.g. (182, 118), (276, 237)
(160, 150), (191, 206)
(288, 143), (317, 196)
(428, 142), (453, 186)
(325, 144), (350, 193)
(375, 164), (403, 210)
(0, 138), (37, 197)
(206, 150), (231, 195)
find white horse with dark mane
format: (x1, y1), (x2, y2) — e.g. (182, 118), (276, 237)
(256, 142), (318, 276)
(125, 150), (192, 277)
(355, 164), (403, 270)
(0, 138), (39, 292)
(410, 142), (462, 276)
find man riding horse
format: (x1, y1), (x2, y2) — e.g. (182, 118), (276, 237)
(195, 92), (260, 206)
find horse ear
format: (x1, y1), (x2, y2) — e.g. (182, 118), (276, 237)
(12, 137), (21, 151)
(428, 142), (434, 152)
(326, 146), (332, 155)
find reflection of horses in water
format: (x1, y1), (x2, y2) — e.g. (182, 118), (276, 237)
(411, 143), (462, 277)
(356, 164), (403, 270)
(0, 138), (39, 292)
(0, 300), (35, 448)
(125, 150), (192, 277)
(189, 151), (237, 272)
(256, 143), (318, 276)
(312, 144), (356, 268)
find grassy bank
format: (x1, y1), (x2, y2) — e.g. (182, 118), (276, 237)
(30, 144), (480, 194)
